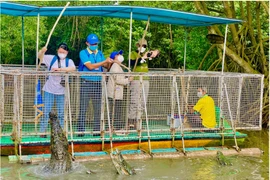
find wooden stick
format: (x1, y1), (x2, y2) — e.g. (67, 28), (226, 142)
(45, 2), (70, 48)
(38, 2), (70, 70)
(115, 61), (131, 72)
(133, 16), (150, 72)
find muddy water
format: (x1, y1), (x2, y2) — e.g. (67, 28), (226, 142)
(0, 129), (268, 180)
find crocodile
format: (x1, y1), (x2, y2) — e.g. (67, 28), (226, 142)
(110, 149), (136, 175)
(216, 151), (233, 166)
(42, 111), (72, 174)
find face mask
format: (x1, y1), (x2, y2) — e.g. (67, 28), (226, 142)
(197, 91), (203, 98)
(58, 53), (67, 59)
(118, 55), (124, 63)
(89, 45), (98, 51)
(138, 47), (146, 53)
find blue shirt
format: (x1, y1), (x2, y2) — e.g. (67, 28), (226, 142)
(79, 48), (105, 81)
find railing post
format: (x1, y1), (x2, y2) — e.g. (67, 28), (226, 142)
(12, 75), (20, 158)
(224, 83), (239, 151)
(138, 76), (143, 149)
(64, 74), (69, 138)
(19, 74), (24, 159)
(141, 75), (151, 154)
(174, 79), (185, 154)
(259, 75), (264, 130)
(0, 74), (4, 137)
(170, 75), (176, 147)
(66, 74), (74, 157)
(101, 75), (106, 150)
(103, 75), (113, 152)
(75, 75), (80, 122)
(236, 77), (243, 125)
(219, 76), (225, 146)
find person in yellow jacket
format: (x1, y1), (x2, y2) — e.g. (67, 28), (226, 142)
(190, 87), (216, 128)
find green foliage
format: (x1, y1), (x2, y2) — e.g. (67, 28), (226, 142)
(1, 1), (213, 69)
(0, 15), (48, 64)
(0, 1), (263, 73)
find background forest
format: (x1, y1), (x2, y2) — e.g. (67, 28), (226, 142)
(0, 1), (269, 126)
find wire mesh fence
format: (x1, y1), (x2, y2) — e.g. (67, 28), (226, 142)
(0, 69), (264, 144)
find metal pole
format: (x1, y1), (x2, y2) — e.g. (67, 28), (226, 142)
(19, 74), (24, 159)
(138, 76), (143, 149)
(128, 11), (133, 69)
(224, 83), (239, 151)
(13, 76), (18, 156)
(125, 77), (131, 133)
(36, 13), (40, 71)
(236, 77), (243, 125)
(185, 76), (191, 114)
(104, 78), (113, 152)
(111, 76), (117, 131)
(75, 76), (80, 125)
(66, 75), (74, 157)
(141, 77), (151, 154)
(0, 75), (4, 137)
(64, 76), (68, 137)
(101, 76), (106, 150)
(170, 76), (176, 147)
(221, 24), (228, 74)
(22, 17), (25, 69)
(183, 28), (187, 73)
(259, 75), (264, 130)
(219, 76), (225, 146)
(175, 81), (185, 154)
(35, 13), (40, 133)
(219, 24), (228, 143)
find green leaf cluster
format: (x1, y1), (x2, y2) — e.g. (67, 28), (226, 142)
(0, 1), (215, 70)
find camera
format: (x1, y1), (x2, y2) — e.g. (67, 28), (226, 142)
(147, 51), (153, 57)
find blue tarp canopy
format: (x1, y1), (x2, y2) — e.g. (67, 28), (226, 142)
(0, 2), (243, 26)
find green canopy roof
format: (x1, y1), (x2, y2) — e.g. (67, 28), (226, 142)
(0, 2), (243, 26)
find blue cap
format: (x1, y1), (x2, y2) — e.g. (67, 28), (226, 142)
(86, 34), (99, 44)
(110, 50), (123, 59)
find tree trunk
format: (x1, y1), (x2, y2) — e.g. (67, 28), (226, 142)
(223, 1), (241, 53)
(194, 1), (268, 127)
(246, 2), (257, 46)
(194, 1), (257, 74)
(256, 2), (267, 75)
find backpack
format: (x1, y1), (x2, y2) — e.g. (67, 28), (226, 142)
(78, 49), (103, 71)
(49, 55), (69, 71)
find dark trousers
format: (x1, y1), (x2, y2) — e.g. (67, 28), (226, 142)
(109, 98), (124, 130)
(78, 80), (102, 132)
(186, 113), (204, 128)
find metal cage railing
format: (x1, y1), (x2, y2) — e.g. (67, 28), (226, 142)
(0, 68), (264, 154)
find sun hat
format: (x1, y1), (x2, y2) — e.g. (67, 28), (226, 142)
(136, 39), (147, 46)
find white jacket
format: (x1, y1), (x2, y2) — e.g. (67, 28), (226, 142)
(107, 63), (129, 100)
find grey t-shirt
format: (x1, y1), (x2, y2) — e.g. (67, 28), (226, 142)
(42, 55), (75, 95)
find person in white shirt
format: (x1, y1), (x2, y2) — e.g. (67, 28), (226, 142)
(38, 43), (76, 137)
(107, 50), (133, 135)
